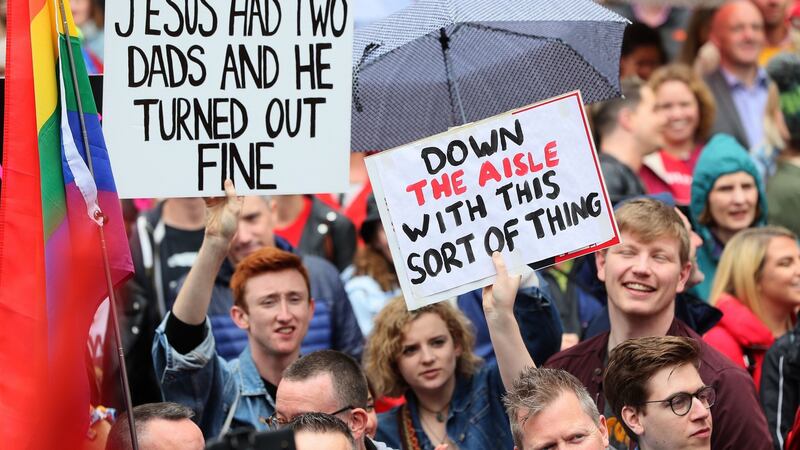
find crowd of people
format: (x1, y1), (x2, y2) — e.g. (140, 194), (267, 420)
(56, 0), (800, 449)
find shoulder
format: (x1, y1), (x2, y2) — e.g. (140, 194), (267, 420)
(697, 337), (750, 382)
(545, 333), (607, 368)
(376, 406), (404, 447)
(311, 197), (354, 228)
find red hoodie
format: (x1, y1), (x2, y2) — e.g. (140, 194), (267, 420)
(704, 293), (775, 389)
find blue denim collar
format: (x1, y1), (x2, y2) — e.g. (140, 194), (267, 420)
(405, 372), (474, 418)
(238, 345), (270, 397)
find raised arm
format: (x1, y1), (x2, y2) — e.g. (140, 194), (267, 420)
(482, 252), (535, 390)
(172, 180), (242, 325)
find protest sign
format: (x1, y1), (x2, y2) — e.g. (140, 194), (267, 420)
(103, 0), (352, 198)
(366, 91), (620, 309)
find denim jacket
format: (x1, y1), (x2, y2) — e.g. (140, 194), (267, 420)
(374, 288), (557, 450)
(375, 366), (510, 450)
(152, 314), (275, 439)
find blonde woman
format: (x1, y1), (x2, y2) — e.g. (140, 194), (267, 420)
(704, 226), (800, 388)
(640, 63), (716, 206)
(364, 254), (546, 450)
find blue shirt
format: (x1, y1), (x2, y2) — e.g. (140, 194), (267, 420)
(721, 68), (769, 148)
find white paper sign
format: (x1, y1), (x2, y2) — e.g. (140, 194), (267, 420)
(366, 92), (620, 309)
(103, 0), (352, 198)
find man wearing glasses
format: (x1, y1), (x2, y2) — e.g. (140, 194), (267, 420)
(544, 198), (771, 450)
(268, 350), (394, 450)
(604, 336), (713, 450)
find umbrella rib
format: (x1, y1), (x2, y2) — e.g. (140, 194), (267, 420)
(439, 27), (467, 126)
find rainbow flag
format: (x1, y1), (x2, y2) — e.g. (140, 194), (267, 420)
(0, 0), (133, 447)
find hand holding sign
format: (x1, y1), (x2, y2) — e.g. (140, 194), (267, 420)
(481, 252), (520, 321)
(204, 179), (242, 249)
(366, 91), (620, 310)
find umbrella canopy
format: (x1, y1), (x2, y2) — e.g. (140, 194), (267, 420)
(611, 0), (725, 7)
(351, 0), (628, 151)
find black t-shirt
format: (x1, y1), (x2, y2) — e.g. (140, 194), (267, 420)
(159, 224), (204, 308)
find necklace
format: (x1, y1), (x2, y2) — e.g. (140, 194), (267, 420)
(419, 412), (449, 446)
(418, 403), (448, 423)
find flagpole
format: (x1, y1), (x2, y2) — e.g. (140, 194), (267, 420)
(54, 1), (139, 449)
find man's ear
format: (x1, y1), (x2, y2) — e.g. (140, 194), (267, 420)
(617, 106), (635, 133)
(348, 408), (369, 441)
(308, 298), (316, 317)
(231, 305), (249, 330)
(595, 250), (607, 283)
(621, 405), (645, 437)
(598, 415), (610, 448)
(676, 260), (692, 293)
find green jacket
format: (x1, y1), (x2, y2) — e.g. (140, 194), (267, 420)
(689, 134), (767, 301)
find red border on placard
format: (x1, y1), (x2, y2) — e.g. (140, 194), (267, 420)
(513, 91), (621, 264)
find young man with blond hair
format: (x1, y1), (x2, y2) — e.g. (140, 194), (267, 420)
(545, 198), (771, 449)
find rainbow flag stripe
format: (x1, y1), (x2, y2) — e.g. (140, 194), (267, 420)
(0, 0), (133, 446)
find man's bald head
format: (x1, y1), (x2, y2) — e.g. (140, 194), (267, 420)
(710, 1), (765, 70)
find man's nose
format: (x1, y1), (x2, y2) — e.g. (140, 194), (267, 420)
(688, 396), (711, 421)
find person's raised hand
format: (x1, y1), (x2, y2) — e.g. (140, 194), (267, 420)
(204, 179), (242, 246)
(482, 252), (521, 319)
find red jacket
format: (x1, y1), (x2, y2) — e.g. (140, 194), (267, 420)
(704, 293), (775, 389)
(545, 318), (773, 450)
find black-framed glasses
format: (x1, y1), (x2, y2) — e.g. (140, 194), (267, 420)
(642, 386), (716, 416)
(262, 405), (356, 430)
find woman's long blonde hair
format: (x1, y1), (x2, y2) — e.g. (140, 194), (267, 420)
(363, 296), (482, 398)
(710, 226), (798, 323)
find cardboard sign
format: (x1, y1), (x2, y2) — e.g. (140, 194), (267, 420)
(366, 91), (620, 309)
(103, 0), (352, 198)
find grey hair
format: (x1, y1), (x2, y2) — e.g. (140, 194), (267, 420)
(504, 367), (601, 449)
(289, 412), (357, 450)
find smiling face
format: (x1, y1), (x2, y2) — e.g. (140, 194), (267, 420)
(711, 2), (765, 69)
(706, 171), (759, 243)
(598, 231), (691, 320)
(517, 391), (609, 450)
(758, 236), (800, 313)
(232, 269), (314, 358)
(656, 80), (701, 147)
(395, 312), (461, 396)
(623, 364), (712, 450)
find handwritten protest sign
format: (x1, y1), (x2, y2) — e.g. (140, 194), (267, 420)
(103, 0), (352, 198)
(366, 91), (620, 309)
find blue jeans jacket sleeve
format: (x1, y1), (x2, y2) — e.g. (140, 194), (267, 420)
(152, 313), (238, 439)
